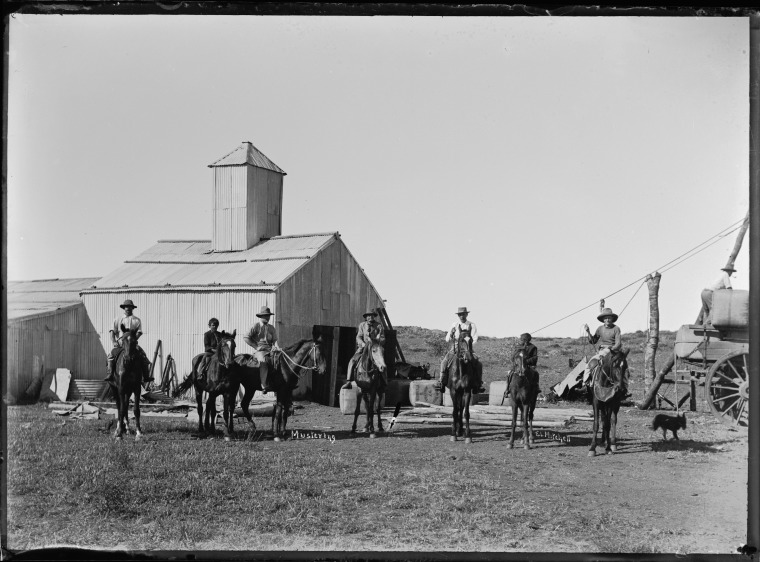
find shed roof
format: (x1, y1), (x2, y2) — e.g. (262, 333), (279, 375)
(83, 233), (338, 292)
(7, 278), (99, 320)
(208, 141), (286, 174)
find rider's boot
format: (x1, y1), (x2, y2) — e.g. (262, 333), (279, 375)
(260, 362), (270, 393)
(103, 358), (115, 383)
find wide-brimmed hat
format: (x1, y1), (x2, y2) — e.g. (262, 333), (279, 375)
(256, 306), (274, 318)
(721, 266), (736, 273)
(363, 310), (378, 318)
(119, 299), (137, 309)
(597, 308), (618, 322)
(456, 307), (470, 315)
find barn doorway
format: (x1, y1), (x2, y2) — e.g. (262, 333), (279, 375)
(311, 325), (357, 407)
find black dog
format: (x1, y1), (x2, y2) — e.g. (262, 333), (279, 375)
(652, 412), (686, 441)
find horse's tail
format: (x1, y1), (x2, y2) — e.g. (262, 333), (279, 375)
(173, 374), (195, 398)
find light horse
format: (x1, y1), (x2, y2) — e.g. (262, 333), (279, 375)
(441, 336), (481, 443)
(174, 330), (240, 441)
(588, 348), (630, 456)
(507, 351), (540, 450)
(234, 336), (327, 442)
(111, 328), (144, 440)
(350, 343), (387, 437)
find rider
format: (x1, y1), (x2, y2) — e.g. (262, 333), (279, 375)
(505, 332), (538, 397)
(103, 299), (153, 385)
(584, 307), (629, 397)
(696, 266), (735, 327)
(438, 307), (485, 393)
(244, 306), (278, 394)
(342, 311), (386, 389)
(197, 317), (230, 383)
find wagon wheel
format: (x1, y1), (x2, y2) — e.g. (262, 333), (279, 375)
(705, 351), (749, 427)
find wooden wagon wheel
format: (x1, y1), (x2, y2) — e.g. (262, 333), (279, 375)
(705, 351), (749, 427)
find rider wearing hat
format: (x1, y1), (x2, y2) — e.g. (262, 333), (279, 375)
(342, 310), (386, 389)
(244, 306), (278, 393)
(505, 332), (538, 397)
(584, 307), (628, 396)
(438, 307), (485, 393)
(696, 266), (735, 327)
(104, 299), (153, 384)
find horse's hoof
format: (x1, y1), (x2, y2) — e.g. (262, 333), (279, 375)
(350, 428), (356, 434)
(464, 437), (472, 444)
(606, 449), (613, 455)
(135, 433), (142, 441)
(274, 436), (282, 443)
(524, 444), (531, 450)
(588, 450), (596, 457)
(610, 445), (618, 452)
(369, 433), (376, 439)
(377, 427), (385, 433)
(450, 436), (457, 442)
(224, 436), (231, 442)
(529, 437), (535, 444)
(507, 443), (514, 449)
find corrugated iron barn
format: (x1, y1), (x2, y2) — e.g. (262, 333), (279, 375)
(79, 141), (385, 403)
(7, 278), (103, 402)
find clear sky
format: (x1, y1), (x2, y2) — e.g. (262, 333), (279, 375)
(7, 15), (751, 338)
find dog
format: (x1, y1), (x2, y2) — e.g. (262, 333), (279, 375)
(651, 412), (686, 441)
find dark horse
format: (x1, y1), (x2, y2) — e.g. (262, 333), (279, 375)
(441, 337), (481, 443)
(174, 330), (240, 441)
(111, 329), (144, 440)
(233, 337), (327, 442)
(507, 351), (540, 450)
(588, 348), (630, 456)
(350, 343), (387, 437)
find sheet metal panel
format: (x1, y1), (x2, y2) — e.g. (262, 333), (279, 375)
(208, 141), (286, 175)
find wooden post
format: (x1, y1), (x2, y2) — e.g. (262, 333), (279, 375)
(644, 272), (661, 389)
(149, 340), (162, 380)
(636, 354), (675, 410)
(328, 326), (340, 407)
(724, 210), (750, 271)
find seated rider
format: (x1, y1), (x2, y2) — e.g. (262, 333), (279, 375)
(584, 306), (629, 397)
(696, 266), (735, 327)
(197, 317), (231, 383)
(104, 299), (153, 385)
(438, 307), (485, 393)
(505, 332), (538, 396)
(244, 306), (278, 394)
(342, 311), (386, 389)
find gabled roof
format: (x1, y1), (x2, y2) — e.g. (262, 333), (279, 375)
(7, 278), (100, 320)
(82, 233), (338, 292)
(208, 141), (286, 174)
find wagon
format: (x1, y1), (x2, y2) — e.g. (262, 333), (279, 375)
(672, 289), (749, 426)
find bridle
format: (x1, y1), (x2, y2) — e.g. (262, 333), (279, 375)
(278, 341), (322, 378)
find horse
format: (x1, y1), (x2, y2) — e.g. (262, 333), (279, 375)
(441, 338), (481, 443)
(588, 348), (630, 456)
(234, 336), (327, 442)
(350, 342), (387, 437)
(111, 328), (144, 440)
(507, 351), (540, 450)
(173, 330), (240, 441)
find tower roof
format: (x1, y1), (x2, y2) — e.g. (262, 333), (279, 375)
(208, 141), (286, 174)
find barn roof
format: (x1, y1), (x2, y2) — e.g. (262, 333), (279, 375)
(82, 233), (338, 292)
(208, 141), (286, 174)
(7, 278), (100, 320)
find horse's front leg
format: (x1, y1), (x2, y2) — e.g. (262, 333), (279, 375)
(588, 402), (600, 457)
(607, 407), (618, 454)
(240, 386), (257, 433)
(351, 389), (361, 434)
(528, 397), (536, 445)
(463, 391), (472, 444)
(450, 391), (459, 442)
(521, 403), (531, 450)
(205, 394), (216, 434)
(367, 391), (376, 438)
(113, 390), (124, 440)
(133, 388), (143, 440)
(508, 400), (517, 449)
(362, 392), (373, 435)
(281, 398), (291, 439)
(195, 388), (205, 433)
(273, 399), (283, 442)
(221, 393), (232, 442)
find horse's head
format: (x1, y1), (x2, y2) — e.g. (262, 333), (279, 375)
(600, 348), (629, 389)
(457, 336), (474, 364)
(122, 328), (139, 355)
(217, 329), (237, 369)
(310, 336), (328, 375)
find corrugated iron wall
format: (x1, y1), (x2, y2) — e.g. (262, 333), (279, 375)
(81, 290), (276, 384)
(6, 304), (105, 401)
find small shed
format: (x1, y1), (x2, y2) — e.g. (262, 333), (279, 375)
(6, 278), (104, 402)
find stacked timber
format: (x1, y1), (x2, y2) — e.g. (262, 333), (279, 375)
(390, 402), (593, 428)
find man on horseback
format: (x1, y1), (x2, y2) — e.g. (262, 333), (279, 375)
(197, 317), (232, 384)
(438, 307), (485, 393)
(244, 306), (278, 394)
(342, 311), (386, 389)
(505, 332), (538, 397)
(584, 307), (629, 397)
(104, 299), (153, 385)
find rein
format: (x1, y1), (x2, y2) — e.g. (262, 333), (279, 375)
(278, 343), (319, 377)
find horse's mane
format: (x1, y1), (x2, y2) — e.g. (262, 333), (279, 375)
(279, 339), (310, 356)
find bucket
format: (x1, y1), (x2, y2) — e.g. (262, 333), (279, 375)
(339, 382), (385, 415)
(409, 380), (442, 406)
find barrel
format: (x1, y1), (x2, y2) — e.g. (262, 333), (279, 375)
(385, 378), (412, 407)
(711, 289), (749, 329)
(409, 380), (442, 406)
(339, 382), (385, 415)
(488, 381), (509, 406)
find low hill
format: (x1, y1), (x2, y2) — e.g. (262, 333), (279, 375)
(395, 326), (677, 404)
